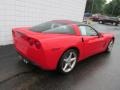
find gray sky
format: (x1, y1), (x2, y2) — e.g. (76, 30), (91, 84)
(106, 0), (112, 4)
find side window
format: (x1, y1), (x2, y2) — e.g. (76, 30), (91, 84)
(43, 25), (75, 34)
(79, 26), (98, 36)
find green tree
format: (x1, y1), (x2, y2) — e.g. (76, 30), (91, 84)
(85, 0), (106, 14)
(104, 0), (120, 16)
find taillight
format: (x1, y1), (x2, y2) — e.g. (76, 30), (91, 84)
(34, 40), (41, 49)
(22, 35), (29, 41)
(28, 38), (34, 46)
(16, 31), (41, 49)
(28, 38), (41, 49)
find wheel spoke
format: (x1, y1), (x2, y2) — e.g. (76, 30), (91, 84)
(68, 52), (73, 59)
(70, 57), (76, 62)
(63, 63), (69, 71)
(68, 63), (72, 68)
(69, 60), (76, 69)
(64, 59), (68, 62)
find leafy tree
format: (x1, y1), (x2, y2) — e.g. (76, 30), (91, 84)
(104, 0), (120, 16)
(85, 0), (93, 13)
(85, 0), (106, 14)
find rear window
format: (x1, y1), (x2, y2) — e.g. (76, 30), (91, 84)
(30, 21), (75, 34)
(109, 17), (118, 21)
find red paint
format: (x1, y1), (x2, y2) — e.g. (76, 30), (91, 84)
(12, 20), (114, 70)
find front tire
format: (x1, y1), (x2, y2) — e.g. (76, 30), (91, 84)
(99, 21), (103, 24)
(57, 49), (78, 74)
(106, 39), (114, 53)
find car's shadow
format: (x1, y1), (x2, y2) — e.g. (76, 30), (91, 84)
(16, 52), (112, 89)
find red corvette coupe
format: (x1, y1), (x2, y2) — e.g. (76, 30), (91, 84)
(12, 20), (115, 74)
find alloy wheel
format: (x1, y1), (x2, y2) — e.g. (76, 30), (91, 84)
(108, 40), (114, 52)
(61, 51), (77, 73)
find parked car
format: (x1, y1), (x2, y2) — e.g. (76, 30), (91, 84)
(12, 20), (115, 74)
(90, 14), (103, 21)
(98, 16), (119, 26)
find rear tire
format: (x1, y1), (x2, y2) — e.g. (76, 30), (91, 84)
(57, 49), (78, 74)
(112, 22), (117, 26)
(112, 22), (116, 26)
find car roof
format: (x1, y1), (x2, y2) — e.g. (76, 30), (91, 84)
(52, 20), (88, 26)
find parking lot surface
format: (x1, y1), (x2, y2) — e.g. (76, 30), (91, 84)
(0, 23), (120, 90)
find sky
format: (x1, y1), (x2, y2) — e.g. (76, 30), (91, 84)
(106, 0), (112, 4)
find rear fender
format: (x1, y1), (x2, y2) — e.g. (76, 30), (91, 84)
(41, 38), (83, 70)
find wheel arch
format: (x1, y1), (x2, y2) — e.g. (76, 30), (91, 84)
(112, 37), (115, 42)
(62, 46), (80, 59)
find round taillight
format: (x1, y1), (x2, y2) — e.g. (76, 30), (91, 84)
(34, 41), (41, 49)
(28, 38), (34, 46)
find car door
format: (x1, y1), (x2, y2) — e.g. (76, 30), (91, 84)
(79, 25), (105, 58)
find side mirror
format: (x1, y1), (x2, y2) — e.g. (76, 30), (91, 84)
(98, 33), (103, 37)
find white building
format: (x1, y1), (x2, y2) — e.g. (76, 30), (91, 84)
(0, 0), (87, 45)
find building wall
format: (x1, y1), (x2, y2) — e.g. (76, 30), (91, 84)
(0, 0), (87, 45)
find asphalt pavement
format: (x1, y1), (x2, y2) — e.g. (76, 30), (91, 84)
(0, 22), (120, 90)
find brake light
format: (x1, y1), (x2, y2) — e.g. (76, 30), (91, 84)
(28, 38), (34, 46)
(16, 31), (41, 49)
(28, 38), (41, 49)
(22, 35), (30, 41)
(34, 40), (41, 49)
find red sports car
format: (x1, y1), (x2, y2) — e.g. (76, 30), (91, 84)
(12, 20), (115, 74)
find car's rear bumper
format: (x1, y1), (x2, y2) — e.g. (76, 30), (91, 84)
(15, 47), (53, 70)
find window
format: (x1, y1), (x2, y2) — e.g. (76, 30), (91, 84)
(109, 17), (118, 21)
(30, 21), (75, 34)
(43, 25), (75, 34)
(79, 26), (98, 36)
(30, 22), (63, 32)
